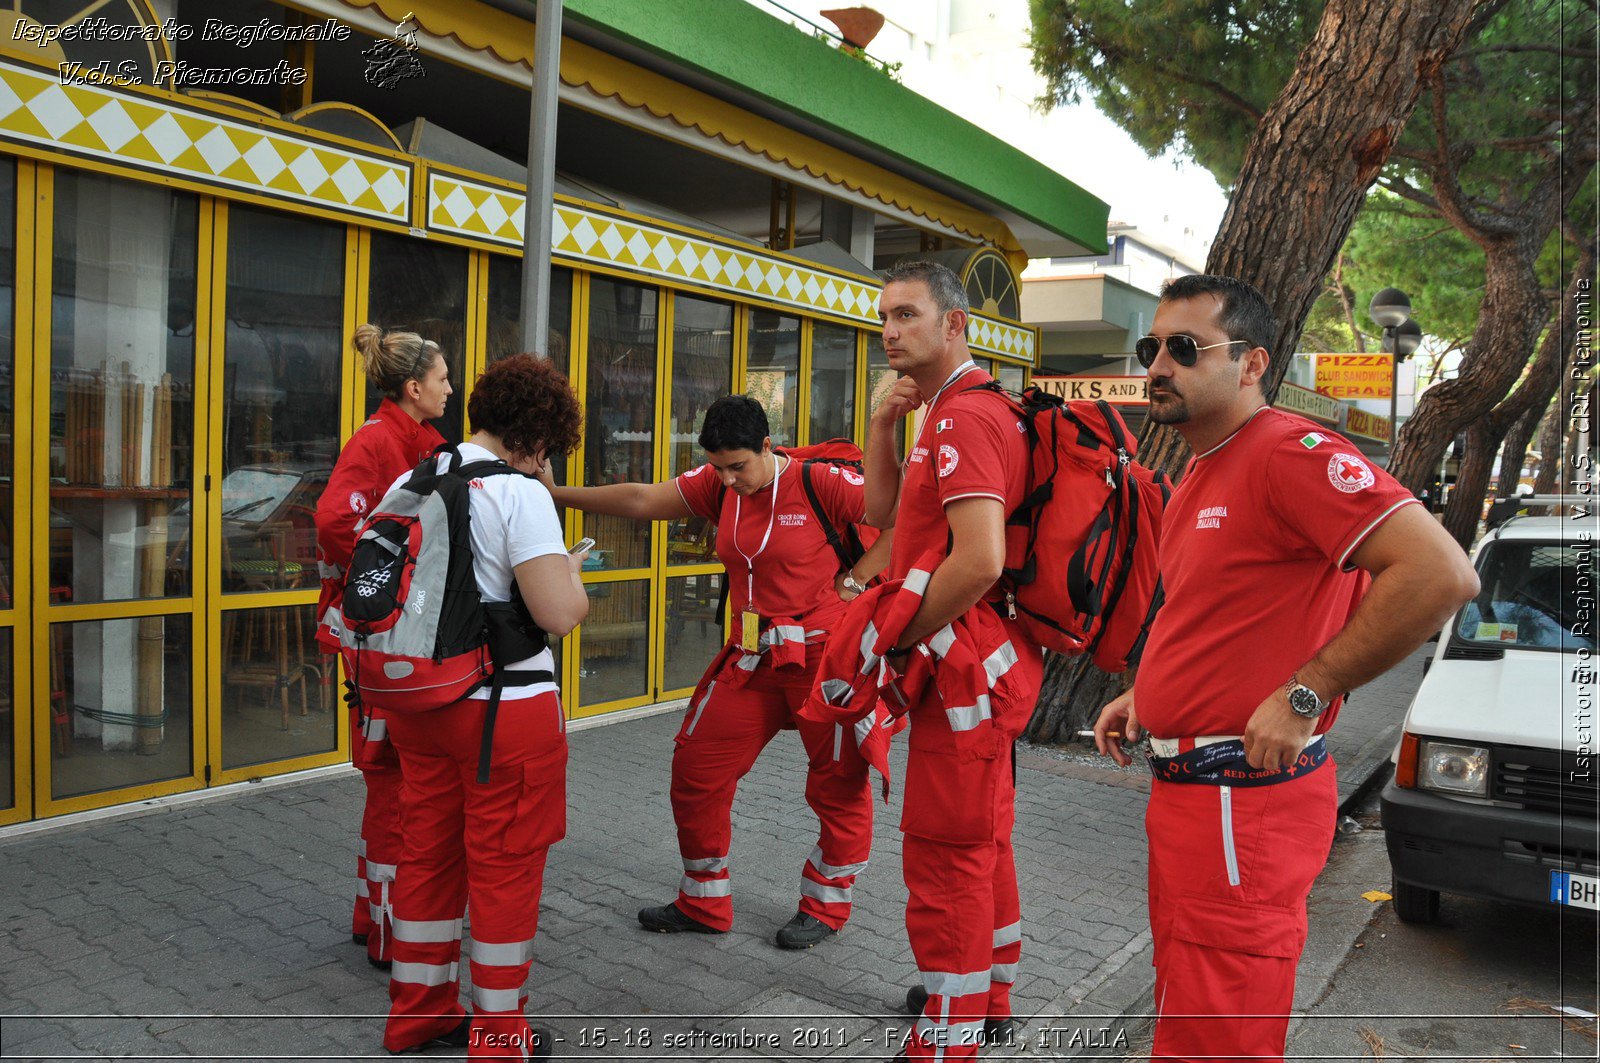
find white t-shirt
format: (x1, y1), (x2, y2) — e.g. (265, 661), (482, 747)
(388, 441), (566, 699)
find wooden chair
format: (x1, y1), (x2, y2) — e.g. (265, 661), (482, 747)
(222, 525), (313, 730)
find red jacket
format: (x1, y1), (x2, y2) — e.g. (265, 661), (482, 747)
(315, 399), (445, 652)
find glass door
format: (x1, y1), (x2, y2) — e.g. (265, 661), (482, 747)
(35, 168), (203, 815)
(572, 276), (659, 717)
(660, 293), (732, 698)
(210, 202), (347, 781)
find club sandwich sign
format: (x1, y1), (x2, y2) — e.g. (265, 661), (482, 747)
(1315, 354), (1393, 399)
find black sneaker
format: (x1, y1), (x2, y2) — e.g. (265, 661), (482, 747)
(637, 902), (722, 934)
(902, 986), (1020, 1043)
(368, 956), (392, 972)
(352, 932), (369, 947)
(527, 1025), (555, 1059)
(775, 912), (837, 950)
(388, 1016), (470, 1055)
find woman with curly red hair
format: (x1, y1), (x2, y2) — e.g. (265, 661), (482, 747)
(316, 324), (450, 969)
(380, 355), (587, 1060)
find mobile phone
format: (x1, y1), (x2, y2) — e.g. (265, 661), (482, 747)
(569, 537), (595, 555)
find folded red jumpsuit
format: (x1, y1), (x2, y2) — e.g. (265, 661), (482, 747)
(802, 554), (1042, 1059)
(672, 617), (893, 932)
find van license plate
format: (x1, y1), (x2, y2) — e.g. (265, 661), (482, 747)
(1551, 871), (1600, 909)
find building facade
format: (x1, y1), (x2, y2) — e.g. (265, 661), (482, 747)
(0, 0), (1105, 822)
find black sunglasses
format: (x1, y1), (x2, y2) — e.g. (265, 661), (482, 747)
(1135, 334), (1247, 369)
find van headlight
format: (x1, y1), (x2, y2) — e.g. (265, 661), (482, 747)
(1418, 741), (1489, 795)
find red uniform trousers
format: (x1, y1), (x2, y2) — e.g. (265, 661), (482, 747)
(901, 636), (1041, 1061)
(672, 640), (874, 932)
(1146, 761), (1338, 1063)
(351, 706), (404, 964)
(382, 692), (567, 1059)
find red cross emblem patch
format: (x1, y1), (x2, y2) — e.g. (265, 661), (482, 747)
(1327, 452), (1375, 493)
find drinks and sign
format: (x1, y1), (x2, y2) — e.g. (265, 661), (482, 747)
(1275, 381), (1341, 425)
(1031, 375), (1149, 405)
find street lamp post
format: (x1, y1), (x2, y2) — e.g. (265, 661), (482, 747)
(1368, 288), (1421, 456)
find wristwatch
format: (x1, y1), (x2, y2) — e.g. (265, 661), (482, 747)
(842, 572), (867, 595)
(1285, 675), (1330, 719)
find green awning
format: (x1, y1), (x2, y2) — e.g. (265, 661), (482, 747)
(559, 0), (1109, 257)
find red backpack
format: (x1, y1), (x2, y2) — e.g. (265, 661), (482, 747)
(779, 439), (881, 575)
(968, 383), (1170, 673)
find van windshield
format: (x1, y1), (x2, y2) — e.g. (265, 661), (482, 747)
(1456, 541), (1595, 651)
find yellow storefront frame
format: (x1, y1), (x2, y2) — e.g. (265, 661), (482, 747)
(0, 158), (37, 826)
(28, 169), (211, 819)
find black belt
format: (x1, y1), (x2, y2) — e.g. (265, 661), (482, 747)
(1147, 737), (1328, 787)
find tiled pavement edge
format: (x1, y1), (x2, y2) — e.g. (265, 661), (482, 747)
(0, 645), (1427, 1062)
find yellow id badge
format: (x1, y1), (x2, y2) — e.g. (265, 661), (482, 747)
(740, 609), (761, 652)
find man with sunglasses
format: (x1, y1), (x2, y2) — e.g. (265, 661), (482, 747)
(1093, 275), (1476, 1062)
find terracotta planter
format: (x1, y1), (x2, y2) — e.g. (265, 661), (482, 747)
(820, 6), (885, 50)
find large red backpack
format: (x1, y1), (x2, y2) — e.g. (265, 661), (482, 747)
(968, 382), (1170, 672)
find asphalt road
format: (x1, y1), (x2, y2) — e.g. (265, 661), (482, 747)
(1286, 799), (1599, 1062)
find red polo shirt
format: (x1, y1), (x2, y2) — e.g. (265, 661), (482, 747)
(676, 456), (865, 627)
(885, 365), (1029, 587)
(1134, 407), (1418, 739)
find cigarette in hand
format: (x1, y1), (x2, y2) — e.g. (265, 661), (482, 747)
(1077, 729), (1122, 739)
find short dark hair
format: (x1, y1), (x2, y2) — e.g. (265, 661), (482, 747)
(467, 354), (583, 458)
(1158, 275), (1277, 358)
(883, 259), (970, 319)
(699, 395), (770, 453)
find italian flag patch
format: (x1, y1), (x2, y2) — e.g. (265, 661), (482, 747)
(1300, 432), (1328, 449)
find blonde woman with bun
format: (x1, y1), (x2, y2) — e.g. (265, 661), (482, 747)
(314, 323), (452, 970)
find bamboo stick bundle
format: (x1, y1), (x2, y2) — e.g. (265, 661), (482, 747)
(66, 372), (79, 483)
(119, 361), (137, 489)
(102, 366), (116, 487)
(153, 374), (172, 488)
(137, 500), (167, 754)
(90, 368), (104, 486)
(131, 379), (146, 489)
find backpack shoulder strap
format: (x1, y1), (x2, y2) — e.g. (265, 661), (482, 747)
(798, 459), (853, 572)
(454, 457), (530, 482)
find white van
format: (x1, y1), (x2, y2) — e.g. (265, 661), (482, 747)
(1380, 502), (1597, 922)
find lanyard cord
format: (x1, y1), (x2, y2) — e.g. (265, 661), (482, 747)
(733, 453), (785, 607)
(909, 359), (979, 459)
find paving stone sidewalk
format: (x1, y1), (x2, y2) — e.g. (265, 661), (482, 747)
(0, 645), (1426, 1062)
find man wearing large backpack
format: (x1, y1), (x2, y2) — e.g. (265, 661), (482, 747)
(862, 261), (1042, 1059)
(1093, 275), (1477, 1062)
(540, 395), (893, 948)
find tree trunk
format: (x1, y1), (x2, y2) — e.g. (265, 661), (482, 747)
(1028, 0), (1482, 744)
(1535, 372), (1594, 496)
(1497, 400), (1544, 496)
(1444, 421), (1497, 544)
(1436, 232), (1595, 542)
(1392, 246), (1553, 495)
(1533, 379), (1576, 495)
